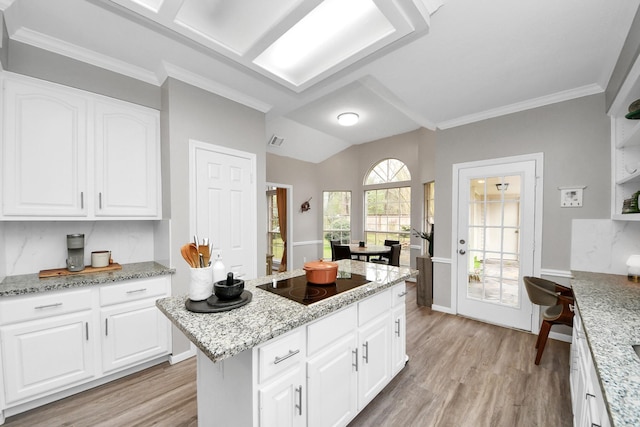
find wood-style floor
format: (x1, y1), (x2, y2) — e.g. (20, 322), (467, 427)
(3, 282), (571, 427)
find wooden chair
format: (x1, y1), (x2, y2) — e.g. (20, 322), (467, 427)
(333, 245), (352, 260)
(523, 276), (574, 365)
(371, 244), (401, 267)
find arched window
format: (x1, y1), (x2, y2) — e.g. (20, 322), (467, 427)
(363, 159), (411, 265)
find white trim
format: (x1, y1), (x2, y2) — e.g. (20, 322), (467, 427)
(451, 153), (544, 332)
(540, 268), (574, 279)
(11, 28), (161, 85)
(438, 84), (602, 130)
(549, 331), (572, 343)
(431, 257), (451, 264)
(431, 304), (455, 315)
(160, 62), (272, 113)
(169, 344), (196, 364)
(292, 240), (323, 246)
(608, 54), (640, 116)
(266, 182), (293, 270)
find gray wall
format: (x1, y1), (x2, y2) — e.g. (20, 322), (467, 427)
(267, 128), (437, 269)
(164, 78), (266, 354)
(433, 93), (611, 308)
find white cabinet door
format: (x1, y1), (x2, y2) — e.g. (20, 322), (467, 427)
(2, 78), (88, 216)
(357, 313), (391, 410)
(307, 333), (358, 427)
(0, 311), (95, 404)
(101, 298), (169, 373)
(259, 366), (305, 427)
(94, 100), (160, 218)
(391, 305), (406, 376)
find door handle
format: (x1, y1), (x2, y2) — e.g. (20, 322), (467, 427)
(459, 249), (466, 255)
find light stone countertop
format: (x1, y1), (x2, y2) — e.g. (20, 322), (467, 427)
(571, 271), (640, 427)
(156, 260), (417, 363)
(0, 261), (174, 296)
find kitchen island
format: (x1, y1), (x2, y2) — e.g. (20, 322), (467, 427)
(571, 271), (640, 427)
(156, 260), (416, 427)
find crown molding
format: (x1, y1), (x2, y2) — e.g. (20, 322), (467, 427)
(437, 83), (604, 130)
(11, 27), (160, 85)
(158, 62), (272, 113)
(0, 0), (15, 10)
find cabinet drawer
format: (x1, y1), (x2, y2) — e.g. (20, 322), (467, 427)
(0, 288), (92, 325)
(100, 276), (169, 306)
(258, 329), (305, 383)
(307, 305), (357, 357)
(391, 283), (407, 307)
(358, 289), (391, 326)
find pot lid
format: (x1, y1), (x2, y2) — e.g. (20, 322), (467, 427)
(303, 259), (338, 270)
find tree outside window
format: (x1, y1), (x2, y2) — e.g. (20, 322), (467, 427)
(323, 191), (351, 259)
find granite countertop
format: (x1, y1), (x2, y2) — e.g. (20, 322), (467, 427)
(156, 259), (417, 363)
(571, 271), (640, 427)
(0, 261), (175, 296)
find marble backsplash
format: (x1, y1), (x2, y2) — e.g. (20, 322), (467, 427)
(1, 221), (156, 277)
(571, 219), (640, 275)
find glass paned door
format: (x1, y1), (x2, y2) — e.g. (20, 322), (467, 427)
(456, 159), (538, 331)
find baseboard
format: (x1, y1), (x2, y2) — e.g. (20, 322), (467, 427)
(549, 331), (572, 343)
(169, 343), (197, 364)
(431, 304), (455, 314)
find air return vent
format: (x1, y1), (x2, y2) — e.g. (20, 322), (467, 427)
(268, 135), (284, 147)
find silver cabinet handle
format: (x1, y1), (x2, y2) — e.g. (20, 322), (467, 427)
(126, 288), (147, 294)
(35, 302), (63, 310)
(274, 349), (300, 364)
(352, 348), (359, 371)
(395, 318), (401, 337)
(295, 385), (303, 416)
(105, 319), (108, 336)
(80, 192), (84, 209)
(398, 291), (407, 297)
(99, 192), (102, 209)
(85, 322), (89, 341)
(363, 342), (369, 364)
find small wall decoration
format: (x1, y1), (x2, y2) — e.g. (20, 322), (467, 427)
(559, 186), (585, 208)
(300, 197), (312, 213)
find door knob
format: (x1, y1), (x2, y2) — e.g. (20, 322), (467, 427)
(459, 249), (466, 255)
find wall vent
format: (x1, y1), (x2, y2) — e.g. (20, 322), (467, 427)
(268, 135), (284, 147)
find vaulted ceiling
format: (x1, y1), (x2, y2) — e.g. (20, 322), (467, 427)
(1, 0), (638, 162)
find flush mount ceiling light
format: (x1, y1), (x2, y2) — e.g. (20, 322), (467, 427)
(496, 183), (509, 191)
(337, 112), (359, 126)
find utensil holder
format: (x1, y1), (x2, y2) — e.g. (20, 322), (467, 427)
(189, 266), (213, 301)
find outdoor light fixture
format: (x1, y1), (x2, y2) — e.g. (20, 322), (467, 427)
(495, 183), (509, 191)
(337, 112), (359, 126)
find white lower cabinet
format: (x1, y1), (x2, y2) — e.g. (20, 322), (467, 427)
(570, 308), (611, 427)
(198, 285), (407, 427)
(0, 276), (171, 421)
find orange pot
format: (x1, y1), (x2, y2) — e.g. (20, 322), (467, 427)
(303, 260), (338, 285)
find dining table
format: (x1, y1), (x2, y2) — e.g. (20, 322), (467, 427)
(348, 244), (391, 262)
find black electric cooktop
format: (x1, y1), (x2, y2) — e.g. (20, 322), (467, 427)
(257, 272), (370, 306)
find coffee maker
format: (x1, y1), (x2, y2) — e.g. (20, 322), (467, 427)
(66, 234), (85, 272)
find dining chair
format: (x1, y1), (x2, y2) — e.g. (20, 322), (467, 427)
(376, 239), (399, 262)
(372, 244), (401, 267)
(330, 240), (340, 261)
(523, 276), (574, 365)
(333, 245), (352, 261)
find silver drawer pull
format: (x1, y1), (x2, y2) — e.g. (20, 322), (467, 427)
(274, 349), (300, 364)
(126, 288), (147, 294)
(398, 291), (407, 297)
(35, 302), (63, 310)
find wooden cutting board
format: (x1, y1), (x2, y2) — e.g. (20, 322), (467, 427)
(39, 263), (123, 278)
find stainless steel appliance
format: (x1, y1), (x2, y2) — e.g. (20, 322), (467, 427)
(66, 234), (85, 272)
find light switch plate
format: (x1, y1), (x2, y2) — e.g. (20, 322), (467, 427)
(560, 188), (583, 207)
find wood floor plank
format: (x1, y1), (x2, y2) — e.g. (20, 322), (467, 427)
(3, 281), (571, 426)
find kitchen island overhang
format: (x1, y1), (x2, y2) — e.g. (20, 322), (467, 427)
(156, 260), (416, 427)
(156, 259), (416, 363)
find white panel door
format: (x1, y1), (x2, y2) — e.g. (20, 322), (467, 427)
(192, 141), (257, 279)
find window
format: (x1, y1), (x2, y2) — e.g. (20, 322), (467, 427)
(323, 191), (351, 259)
(422, 181), (435, 256)
(267, 188), (283, 264)
(364, 159), (411, 265)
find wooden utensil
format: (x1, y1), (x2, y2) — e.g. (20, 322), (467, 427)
(181, 244), (197, 268)
(188, 243), (200, 267)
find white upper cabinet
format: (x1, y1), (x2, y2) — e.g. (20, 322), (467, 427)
(94, 99), (160, 217)
(1, 74), (161, 220)
(2, 78), (88, 216)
